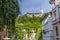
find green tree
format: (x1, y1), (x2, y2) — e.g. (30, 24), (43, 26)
(0, 0), (20, 38)
(15, 15), (46, 40)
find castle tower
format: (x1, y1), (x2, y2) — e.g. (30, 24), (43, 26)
(40, 9), (44, 14)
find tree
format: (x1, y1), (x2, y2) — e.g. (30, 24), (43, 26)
(15, 15), (45, 40)
(0, 0), (20, 38)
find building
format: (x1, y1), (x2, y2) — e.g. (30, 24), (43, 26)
(42, 13), (54, 40)
(26, 13), (43, 17)
(49, 0), (60, 9)
(49, 0), (60, 40)
(26, 9), (44, 17)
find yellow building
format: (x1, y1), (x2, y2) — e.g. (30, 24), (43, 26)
(26, 12), (43, 17)
(26, 9), (44, 17)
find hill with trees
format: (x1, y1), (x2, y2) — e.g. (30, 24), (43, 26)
(15, 14), (48, 40)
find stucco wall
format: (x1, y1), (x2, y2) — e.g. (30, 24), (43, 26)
(42, 15), (54, 40)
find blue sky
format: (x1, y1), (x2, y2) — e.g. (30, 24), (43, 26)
(18, 0), (52, 15)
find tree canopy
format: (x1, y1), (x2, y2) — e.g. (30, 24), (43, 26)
(0, 0), (20, 38)
(15, 14), (47, 40)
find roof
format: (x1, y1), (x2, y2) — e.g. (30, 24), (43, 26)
(27, 12), (41, 14)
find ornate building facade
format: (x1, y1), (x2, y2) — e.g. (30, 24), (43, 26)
(49, 0), (60, 40)
(42, 13), (54, 40)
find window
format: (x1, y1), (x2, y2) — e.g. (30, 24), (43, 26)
(56, 26), (59, 36)
(58, 7), (60, 18)
(53, 10), (56, 20)
(43, 30), (46, 34)
(56, 38), (59, 40)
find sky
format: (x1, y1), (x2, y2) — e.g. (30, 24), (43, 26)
(18, 0), (52, 15)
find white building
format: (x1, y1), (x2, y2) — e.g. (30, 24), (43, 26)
(42, 0), (60, 40)
(49, 0), (60, 40)
(49, 0), (60, 9)
(42, 13), (54, 40)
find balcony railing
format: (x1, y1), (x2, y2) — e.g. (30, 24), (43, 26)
(52, 18), (60, 24)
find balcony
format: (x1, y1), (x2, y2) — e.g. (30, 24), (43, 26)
(51, 4), (60, 24)
(52, 18), (60, 25)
